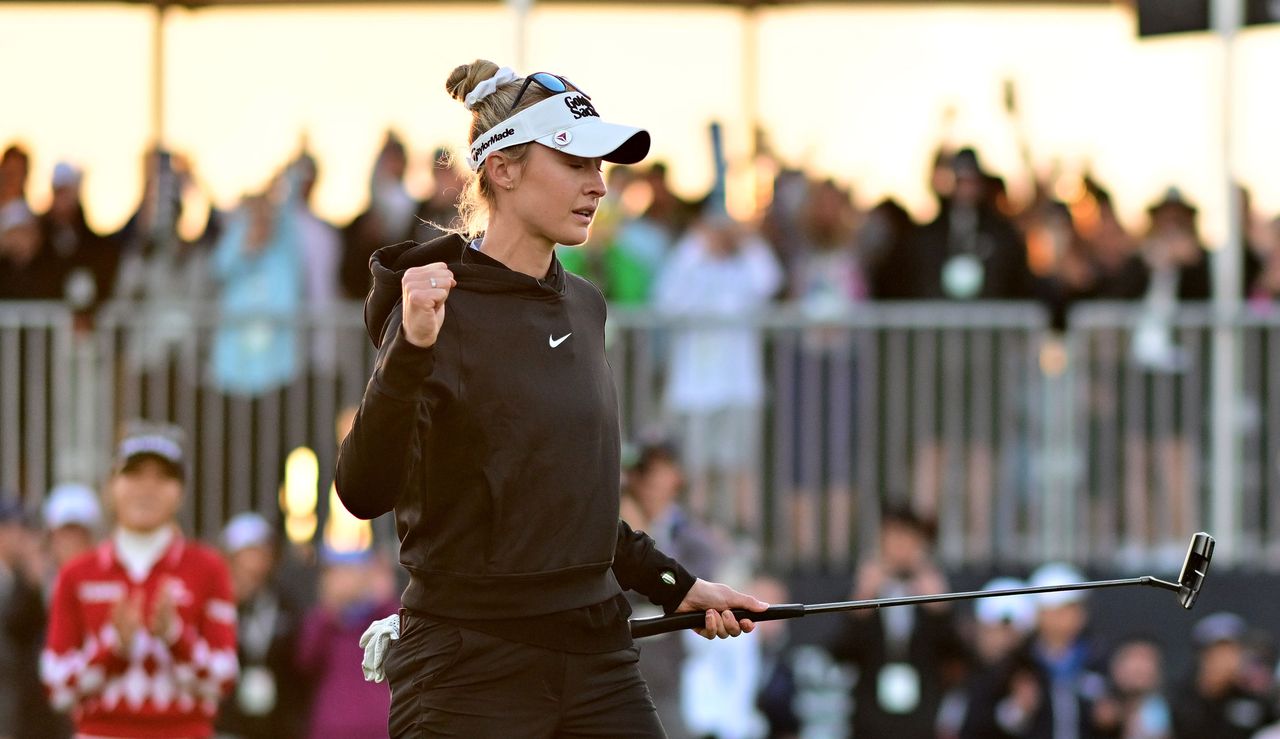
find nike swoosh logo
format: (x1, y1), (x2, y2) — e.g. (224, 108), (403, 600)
(549, 333), (572, 348)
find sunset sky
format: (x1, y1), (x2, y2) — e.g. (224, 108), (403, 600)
(2, 2), (1278, 245)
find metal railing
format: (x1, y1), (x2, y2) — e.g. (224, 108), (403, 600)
(608, 303), (1050, 571)
(0, 302), (75, 506)
(1065, 302), (1280, 568)
(2, 298), (1276, 572)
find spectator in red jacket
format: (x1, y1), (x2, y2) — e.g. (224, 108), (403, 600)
(41, 421), (238, 739)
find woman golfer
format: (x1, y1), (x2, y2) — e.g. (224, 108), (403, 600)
(335, 59), (768, 737)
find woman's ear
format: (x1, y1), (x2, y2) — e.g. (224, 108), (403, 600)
(486, 152), (520, 192)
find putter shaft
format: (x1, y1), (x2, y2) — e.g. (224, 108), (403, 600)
(629, 576), (1179, 639)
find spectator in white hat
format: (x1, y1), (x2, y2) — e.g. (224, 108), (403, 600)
(942, 579), (1038, 739)
(972, 577), (1037, 669)
(960, 563), (1108, 739)
(1, 481), (101, 739)
(40, 162), (118, 323)
(43, 482), (102, 570)
(215, 512), (308, 739)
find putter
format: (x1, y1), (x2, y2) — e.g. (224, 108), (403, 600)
(630, 531), (1214, 639)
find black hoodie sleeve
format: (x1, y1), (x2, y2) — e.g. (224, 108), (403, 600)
(613, 519), (697, 615)
(335, 308), (437, 520)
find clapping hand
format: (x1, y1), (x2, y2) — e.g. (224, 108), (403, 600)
(111, 592), (144, 656)
(150, 579), (181, 643)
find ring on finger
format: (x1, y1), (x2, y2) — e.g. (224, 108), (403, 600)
(429, 277), (438, 289)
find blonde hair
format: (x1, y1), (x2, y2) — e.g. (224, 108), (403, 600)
(444, 60), (564, 239)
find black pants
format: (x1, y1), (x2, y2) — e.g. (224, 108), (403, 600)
(385, 613), (666, 738)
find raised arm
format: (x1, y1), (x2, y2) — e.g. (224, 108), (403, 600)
(335, 263), (455, 520)
(335, 312), (434, 519)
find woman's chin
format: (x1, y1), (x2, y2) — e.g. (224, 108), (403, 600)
(555, 226), (591, 247)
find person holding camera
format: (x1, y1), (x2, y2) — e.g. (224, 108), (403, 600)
(831, 505), (968, 738)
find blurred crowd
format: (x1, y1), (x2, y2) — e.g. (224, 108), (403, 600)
(6, 134), (1280, 328)
(3, 425), (1280, 739)
(5, 132), (1280, 398)
(7, 133), (1280, 535)
(618, 437), (1280, 739)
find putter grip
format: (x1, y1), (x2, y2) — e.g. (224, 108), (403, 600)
(629, 603), (806, 639)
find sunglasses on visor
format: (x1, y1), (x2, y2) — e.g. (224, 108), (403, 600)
(508, 72), (589, 114)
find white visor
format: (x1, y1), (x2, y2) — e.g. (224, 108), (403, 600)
(466, 92), (650, 172)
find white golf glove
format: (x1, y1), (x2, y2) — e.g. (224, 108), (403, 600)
(359, 612), (400, 683)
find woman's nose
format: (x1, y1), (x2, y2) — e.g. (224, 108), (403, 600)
(587, 168), (606, 197)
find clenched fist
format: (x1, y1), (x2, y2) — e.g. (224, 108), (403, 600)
(402, 263), (456, 348)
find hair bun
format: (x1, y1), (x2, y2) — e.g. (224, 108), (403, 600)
(446, 59), (501, 105)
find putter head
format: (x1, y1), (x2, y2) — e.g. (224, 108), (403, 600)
(1176, 532), (1215, 610)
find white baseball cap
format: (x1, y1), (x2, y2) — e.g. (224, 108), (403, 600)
(466, 83), (649, 172)
(43, 483), (103, 531)
(974, 577), (1037, 631)
(1029, 562), (1088, 609)
(222, 512), (273, 553)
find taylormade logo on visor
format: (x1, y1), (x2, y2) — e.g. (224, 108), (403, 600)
(472, 128), (516, 162)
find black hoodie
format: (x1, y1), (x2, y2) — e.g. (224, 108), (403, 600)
(335, 234), (694, 649)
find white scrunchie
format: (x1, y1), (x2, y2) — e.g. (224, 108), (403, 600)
(464, 66), (518, 110)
